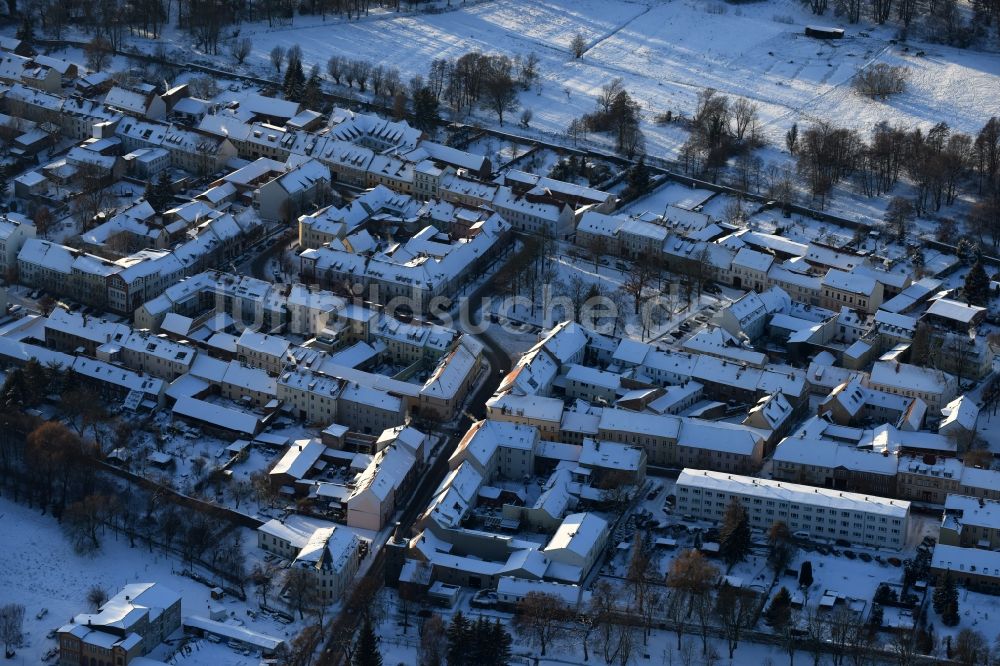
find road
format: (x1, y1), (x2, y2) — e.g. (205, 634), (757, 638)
(316, 321), (508, 665)
(237, 227), (295, 281)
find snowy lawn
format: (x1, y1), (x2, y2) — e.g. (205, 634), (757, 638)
(177, 0), (1000, 159)
(0, 497), (298, 665)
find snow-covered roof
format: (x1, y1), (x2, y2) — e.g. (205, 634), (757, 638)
(172, 396), (261, 434)
(425, 461), (484, 528)
(497, 576), (584, 606)
(271, 439), (325, 480)
(939, 395), (979, 432)
(677, 418), (763, 455)
(805, 243), (863, 271)
(579, 438), (644, 471)
(237, 328), (290, 358)
(822, 268), (877, 296)
(182, 616), (285, 652)
(773, 437), (898, 476)
(677, 468), (910, 518)
(105, 86), (155, 115)
(487, 392), (564, 423)
(222, 359), (277, 395)
(869, 361), (955, 395)
(501, 169), (612, 205)
(420, 338), (479, 399)
(73, 583), (179, 631)
(944, 495), (1000, 531)
(925, 298), (985, 324)
(577, 211), (625, 238)
(732, 246), (774, 272)
(72, 357), (164, 395)
(544, 512), (608, 558)
(451, 419), (537, 473)
(599, 408), (681, 439)
(932, 543), (1000, 579)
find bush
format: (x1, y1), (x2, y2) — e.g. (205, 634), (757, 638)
(653, 110), (674, 125)
(853, 64), (909, 99)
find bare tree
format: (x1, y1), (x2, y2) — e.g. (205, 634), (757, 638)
(666, 549), (718, 655)
(87, 584), (108, 611)
(251, 563), (276, 609)
(480, 55), (518, 126)
(270, 45), (285, 74)
(730, 97), (760, 144)
(419, 613), (447, 665)
(84, 36), (113, 72)
(352, 60), (372, 92)
(714, 581), (755, 659)
(284, 567), (321, 620)
(513, 591), (571, 657)
(955, 628), (987, 666)
(230, 37), (252, 65)
(327, 55), (344, 85)
(626, 534), (659, 644)
(0, 603), (24, 658)
(64, 494), (114, 553)
(571, 32), (587, 58)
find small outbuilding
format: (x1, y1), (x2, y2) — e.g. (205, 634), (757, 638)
(805, 25), (845, 39)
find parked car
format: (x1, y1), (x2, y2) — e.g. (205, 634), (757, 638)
(471, 590), (498, 608)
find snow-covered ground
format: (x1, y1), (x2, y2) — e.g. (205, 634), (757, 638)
(0, 497), (298, 666)
(158, 0), (1000, 160)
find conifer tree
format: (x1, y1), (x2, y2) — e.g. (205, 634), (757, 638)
(965, 260), (990, 306)
(490, 617), (512, 666)
(719, 497), (751, 566)
(934, 572), (960, 626)
(303, 65), (323, 109)
(352, 617), (383, 666)
(283, 54), (306, 102)
(799, 560), (813, 588)
(446, 611), (470, 666)
(765, 586), (792, 628)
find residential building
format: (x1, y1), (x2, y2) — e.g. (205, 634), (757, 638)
(674, 468), (910, 549)
(257, 516), (364, 602)
(57, 583), (181, 666)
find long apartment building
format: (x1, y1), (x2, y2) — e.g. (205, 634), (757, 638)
(675, 468), (910, 549)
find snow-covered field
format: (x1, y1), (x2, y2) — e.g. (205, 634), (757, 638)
(215, 0), (1000, 158)
(0, 497), (297, 665)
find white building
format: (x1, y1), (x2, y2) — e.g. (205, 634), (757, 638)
(0, 212), (35, 277)
(674, 468), (910, 549)
(542, 512), (610, 583)
(257, 516), (364, 602)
